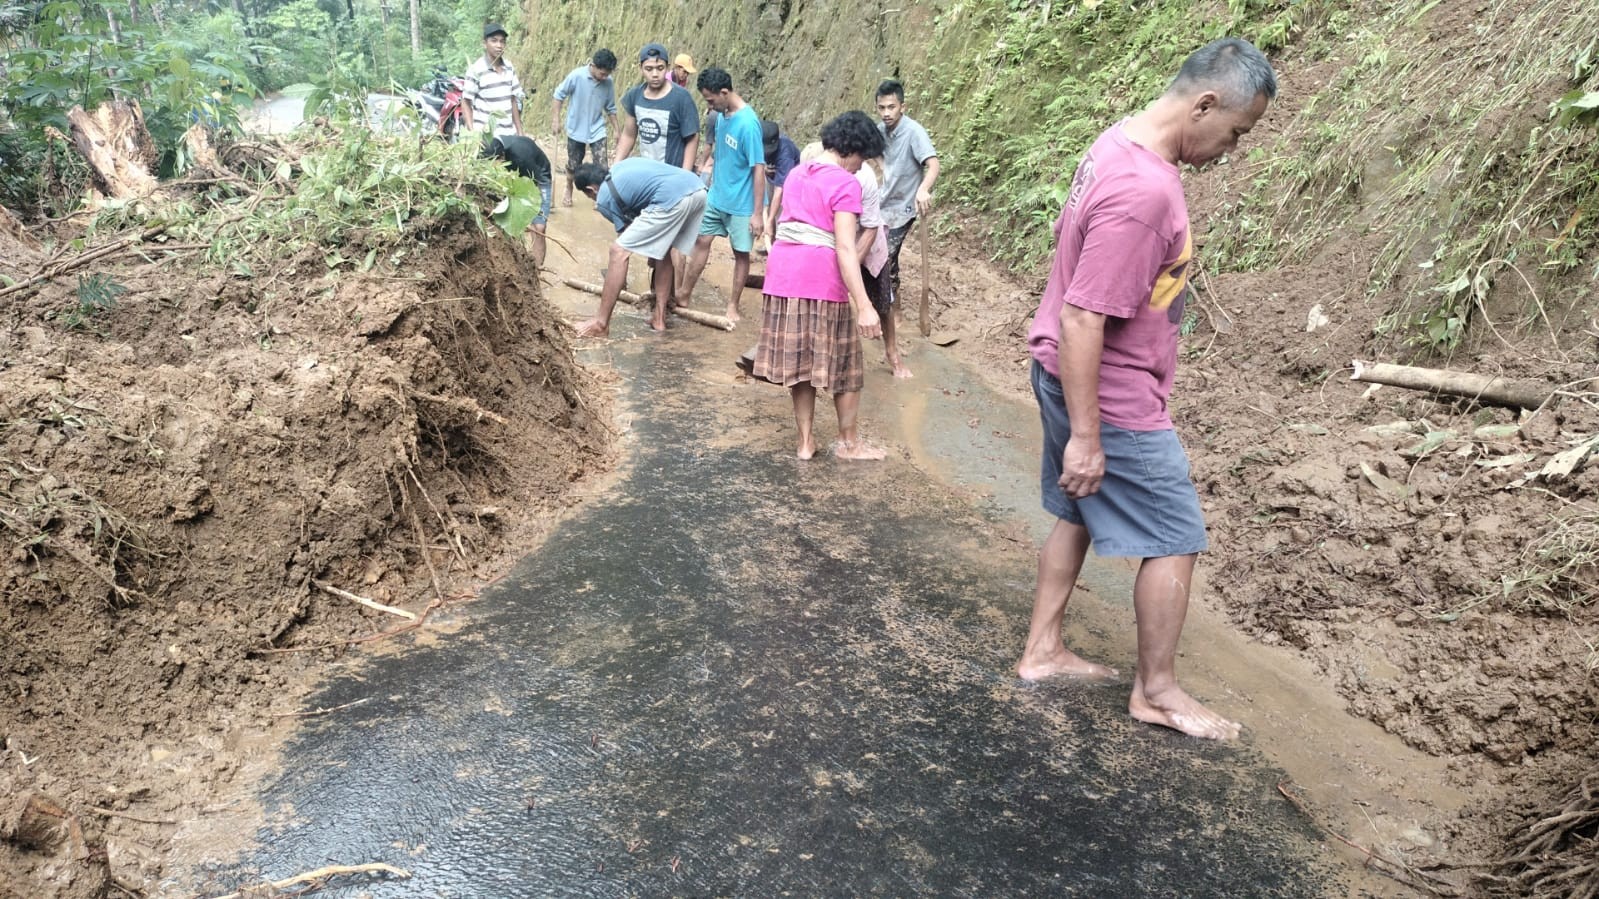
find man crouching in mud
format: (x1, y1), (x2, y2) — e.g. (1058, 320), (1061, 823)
(1014, 37), (1277, 740)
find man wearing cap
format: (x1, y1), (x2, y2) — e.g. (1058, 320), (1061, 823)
(671, 53), (696, 90)
(552, 49), (619, 206)
(614, 43), (699, 170)
(571, 158), (708, 337)
(462, 23), (524, 139)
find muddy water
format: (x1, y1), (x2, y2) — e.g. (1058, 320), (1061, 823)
(186, 200), (1448, 896)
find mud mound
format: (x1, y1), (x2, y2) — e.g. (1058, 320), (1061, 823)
(0, 214), (611, 896)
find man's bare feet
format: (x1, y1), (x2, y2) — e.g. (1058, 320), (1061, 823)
(1016, 649), (1117, 681)
(724, 304), (741, 323)
(889, 356), (913, 379)
(1129, 678), (1241, 740)
(797, 439), (817, 460)
(649, 317), (667, 332)
(574, 318), (609, 338)
(831, 439), (886, 461)
(561, 195), (573, 207)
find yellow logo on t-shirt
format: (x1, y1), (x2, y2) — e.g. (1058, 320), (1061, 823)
(1149, 231), (1192, 312)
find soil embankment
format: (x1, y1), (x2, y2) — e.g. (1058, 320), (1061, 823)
(0, 211), (611, 896)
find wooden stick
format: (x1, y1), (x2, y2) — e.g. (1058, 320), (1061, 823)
(312, 579), (417, 620)
(918, 215), (932, 338)
(270, 697), (372, 719)
(89, 807), (178, 825)
(203, 863), (411, 899)
(562, 277), (647, 304)
(1350, 359), (1550, 410)
(253, 597), (443, 655)
(562, 277), (733, 330)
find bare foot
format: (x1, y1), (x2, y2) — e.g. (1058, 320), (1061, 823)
(574, 318), (609, 338)
(561, 196), (573, 207)
(649, 317), (667, 332)
(724, 304), (741, 324)
(889, 356), (914, 379)
(1129, 679), (1241, 740)
(797, 439), (816, 460)
(1016, 649), (1118, 681)
(831, 439), (886, 461)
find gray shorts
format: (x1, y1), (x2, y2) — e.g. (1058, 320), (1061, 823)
(617, 189), (707, 260)
(1032, 360), (1208, 558)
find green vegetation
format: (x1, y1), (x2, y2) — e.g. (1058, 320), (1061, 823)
(0, 0), (520, 214)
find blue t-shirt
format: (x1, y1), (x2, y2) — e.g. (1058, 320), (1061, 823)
(595, 157), (705, 232)
(708, 105), (765, 216)
(553, 66), (617, 143)
(767, 134), (801, 188)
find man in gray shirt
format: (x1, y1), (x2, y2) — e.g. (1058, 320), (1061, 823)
(552, 49), (619, 206)
(875, 79), (940, 378)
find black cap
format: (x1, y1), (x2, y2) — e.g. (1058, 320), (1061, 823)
(483, 22), (508, 39)
(761, 120), (780, 155)
(639, 42), (669, 63)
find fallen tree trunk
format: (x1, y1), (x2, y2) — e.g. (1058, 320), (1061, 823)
(1350, 360), (1551, 410)
(65, 100), (160, 199)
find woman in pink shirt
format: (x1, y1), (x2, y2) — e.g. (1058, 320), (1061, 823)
(753, 111), (888, 460)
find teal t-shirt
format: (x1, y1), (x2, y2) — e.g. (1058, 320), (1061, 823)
(707, 105), (765, 216)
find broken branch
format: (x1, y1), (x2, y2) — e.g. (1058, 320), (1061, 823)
(203, 863), (411, 899)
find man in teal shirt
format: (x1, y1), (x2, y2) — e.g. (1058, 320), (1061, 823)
(677, 67), (765, 323)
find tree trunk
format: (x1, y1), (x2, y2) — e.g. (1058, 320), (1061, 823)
(127, 0), (139, 26)
(65, 100), (160, 200)
(409, 0), (420, 56)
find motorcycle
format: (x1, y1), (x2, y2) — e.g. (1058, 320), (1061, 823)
(407, 67), (466, 141)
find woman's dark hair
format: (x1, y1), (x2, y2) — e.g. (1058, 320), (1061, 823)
(820, 110), (885, 160)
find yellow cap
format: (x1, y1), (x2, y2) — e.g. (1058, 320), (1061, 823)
(673, 53), (697, 73)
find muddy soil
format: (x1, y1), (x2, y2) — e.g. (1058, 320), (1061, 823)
(0, 213), (612, 897)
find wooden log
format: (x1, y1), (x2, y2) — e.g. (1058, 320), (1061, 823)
(671, 306), (736, 331)
(561, 277), (732, 329)
(65, 100), (160, 199)
(561, 277), (647, 305)
(1349, 360), (1550, 410)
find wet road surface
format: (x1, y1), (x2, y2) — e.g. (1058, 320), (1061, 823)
(209, 297), (1350, 895)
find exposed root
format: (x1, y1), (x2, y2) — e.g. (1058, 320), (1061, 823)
(1477, 766), (1599, 898)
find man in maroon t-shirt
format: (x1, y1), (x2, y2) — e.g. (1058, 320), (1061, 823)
(1015, 38), (1277, 741)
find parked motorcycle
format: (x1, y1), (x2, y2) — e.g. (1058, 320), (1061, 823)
(407, 67), (466, 141)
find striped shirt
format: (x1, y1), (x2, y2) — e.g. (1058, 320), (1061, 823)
(463, 54), (524, 137)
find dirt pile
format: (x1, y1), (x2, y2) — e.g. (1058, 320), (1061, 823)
(0, 213), (611, 897)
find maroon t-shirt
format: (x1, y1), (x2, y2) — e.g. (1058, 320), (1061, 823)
(1027, 123), (1192, 431)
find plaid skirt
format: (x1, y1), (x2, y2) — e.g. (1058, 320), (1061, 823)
(752, 295), (864, 393)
